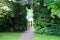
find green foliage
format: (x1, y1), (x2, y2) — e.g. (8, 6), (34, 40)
(34, 0), (60, 35)
(0, 0), (60, 35)
(0, 0), (27, 32)
(44, 0), (60, 18)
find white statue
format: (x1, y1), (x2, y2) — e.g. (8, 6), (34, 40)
(26, 7), (34, 30)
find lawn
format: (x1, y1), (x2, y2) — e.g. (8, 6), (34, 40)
(0, 32), (21, 40)
(34, 34), (60, 40)
(0, 32), (60, 40)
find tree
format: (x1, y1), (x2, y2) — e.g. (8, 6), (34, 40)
(0, 0), (27, 32)
(33, 0), (60, 35)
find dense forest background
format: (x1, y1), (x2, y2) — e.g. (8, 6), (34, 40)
(0, 0), (60, 35)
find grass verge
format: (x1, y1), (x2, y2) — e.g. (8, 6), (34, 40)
(34, 34), (60, 40)
(0, 32), (21, 40)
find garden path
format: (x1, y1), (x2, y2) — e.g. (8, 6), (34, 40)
(19, 27), (35, 40)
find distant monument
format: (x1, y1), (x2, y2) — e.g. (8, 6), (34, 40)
(26, 7), (34, 30)
(20, 0), (34, 30)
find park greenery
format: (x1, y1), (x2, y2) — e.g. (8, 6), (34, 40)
(0, 0), (60, 36)
(0, 33), (60, 40)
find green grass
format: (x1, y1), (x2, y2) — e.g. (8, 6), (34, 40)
(0, 32), (60, 40)
(0, 32), (21, 40)
(34, 34), (60, 40)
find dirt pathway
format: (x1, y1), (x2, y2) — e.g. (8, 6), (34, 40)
(19, 28), (35, 40)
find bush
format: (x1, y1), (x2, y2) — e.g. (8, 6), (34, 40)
(0, 0), (27, 32)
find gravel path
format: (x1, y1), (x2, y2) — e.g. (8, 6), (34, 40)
(19, 27), (35, 40)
